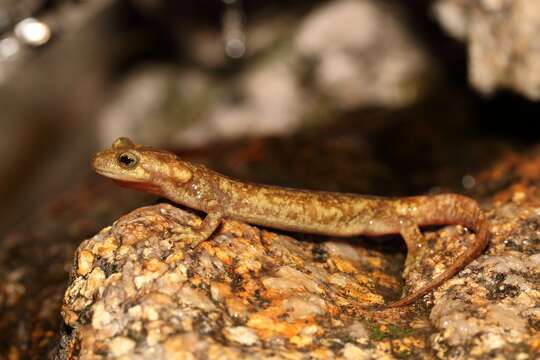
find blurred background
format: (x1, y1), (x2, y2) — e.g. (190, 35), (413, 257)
(2, 0), (540, 233)
(1, 0), (540, 356)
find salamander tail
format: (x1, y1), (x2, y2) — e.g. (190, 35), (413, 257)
(387, 194), (489, 308)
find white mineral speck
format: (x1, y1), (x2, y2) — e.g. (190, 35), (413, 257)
(82, 268), (105, 299)
(486, 304), (527, 333)
(223, 326), (259, 346)
(77, 250), (94, 276)
(528, 253), (540, 270)
(109, 336), (136, 357)
(481, 332), (506, 351)
(323, 242), (361, 261)
(347, 321), (369, 339)
(328, 273), (349, 287)
(134, 274), (155, 289)
(483, 256), (528, 273)
(91, 303), (113, 329)
(343, 343), (370, 360)
(142, 305), (159, 321)
(262, 266), (322, 293)
(178, 286), (216, 311)
(128, 305), (142, 317)
(504, 274), (530, 290)
(282, 295), (325, 319)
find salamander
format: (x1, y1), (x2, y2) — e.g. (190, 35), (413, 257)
(91, 137), (489, 307)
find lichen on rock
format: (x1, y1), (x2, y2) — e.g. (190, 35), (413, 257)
(56, 160), (540, 359)
(57, 204), (429, 359)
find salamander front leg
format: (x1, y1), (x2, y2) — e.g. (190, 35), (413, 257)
(170, 212), (223, 248)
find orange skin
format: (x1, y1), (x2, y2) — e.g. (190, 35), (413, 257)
(92, 137), (489, 307)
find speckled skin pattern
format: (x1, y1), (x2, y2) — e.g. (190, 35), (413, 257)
(92, 137), (489, 307)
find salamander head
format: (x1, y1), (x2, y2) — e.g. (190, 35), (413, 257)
(91, 137), (193, 194)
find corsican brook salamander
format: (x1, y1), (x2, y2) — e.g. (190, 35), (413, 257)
(92, 137), (489, 307)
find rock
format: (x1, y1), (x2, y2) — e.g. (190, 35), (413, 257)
(426, 154), (540, 358)
(434, 0), (540, 100)
(295, 0), (434, 110)
(97, 1), (437, 148)
(55, 149), (540, 358)
(57, 203), (434, 359)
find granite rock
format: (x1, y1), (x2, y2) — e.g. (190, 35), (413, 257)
(56, 151), (540, 359)
(434, 0), (540, 100)
(58, 204), (433, 359)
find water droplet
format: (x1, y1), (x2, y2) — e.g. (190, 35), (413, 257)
(225, 38), (245, 58)
(0, 37), (20, 59)
(222, 0), (246, 59)
(462, 174), (476, 189)
(15, 18), (51, 46)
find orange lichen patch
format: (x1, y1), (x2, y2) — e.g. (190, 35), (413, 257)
(332, 257), (358, 273)
(189, 274), (202, 287)
(369, 270), (400, 288)
(247, 308), (320, 340)
(210, 282), (232, 301)
(235, 258), (263, 275)
(289, 324), (322, 347)
(90, 236), (118, 259)
(391, 336), (425, 353)
(260, 231), (281, 245)
(225, 297), (248, 319)
(365, 255), (383, 269)
(529, 333), (540, 353)
(490, 151), (540, 183)
(206, 345), (244, 359)
(517, 156), (540, 179)
(343, 283), (385, 305)
(261, 286), (304, 300)
(309, 348), (335, 359)
(209, 244), (235, 265)
(165, 251), (185, 264)
(197, 240), (215, 253)
(220, 219), (255, 238)
(63, 202), (507, 358)
(331, 294), (357, 307)
(354, 272), (372, 286)
(163, 334), (199, 360)
(144, 258), (167, 273)
(492, 183), (535, 204)
(325, 303), (340, 317)
(237, 278), (262, 297)
(77, 250), (94, 276)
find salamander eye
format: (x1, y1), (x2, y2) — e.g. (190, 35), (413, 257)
(117, 152), (139, 169)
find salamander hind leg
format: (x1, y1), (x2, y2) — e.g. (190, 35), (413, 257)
(169, 212), (223, 248)
(398, 219), (425, 260)
(384, 220), (429, 307)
